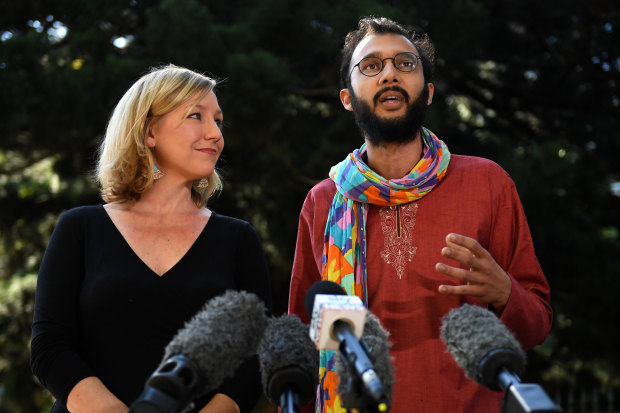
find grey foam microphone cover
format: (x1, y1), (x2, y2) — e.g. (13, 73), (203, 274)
(162, 290), (267, 396)
(336, 312), (394, 409)
(439, 304), (526, 390)
(258, 314), (319, 406)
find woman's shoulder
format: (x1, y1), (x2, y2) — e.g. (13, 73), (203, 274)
(207, 212), (263, 248)
(57, 204), (105, 223)
(61, 204), (104, 215)
(47, 205), (106, 241)
(208, 211), (255, 234)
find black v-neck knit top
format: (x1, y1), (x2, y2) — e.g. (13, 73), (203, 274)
(31, 205), (272, 412)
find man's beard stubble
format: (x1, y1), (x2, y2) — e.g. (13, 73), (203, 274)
(349, 84), (430, 147)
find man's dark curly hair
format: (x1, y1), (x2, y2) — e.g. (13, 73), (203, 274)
(340, 16), (435, 89)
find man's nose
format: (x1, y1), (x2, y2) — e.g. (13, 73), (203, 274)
(378, 59), (400, 83)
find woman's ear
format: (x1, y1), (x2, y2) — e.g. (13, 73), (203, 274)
(146, 123), (156, 148)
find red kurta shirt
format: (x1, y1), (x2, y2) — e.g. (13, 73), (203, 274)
(289, 154), (552, 413)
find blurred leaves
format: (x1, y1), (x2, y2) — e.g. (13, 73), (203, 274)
(0, 274), (53, 412)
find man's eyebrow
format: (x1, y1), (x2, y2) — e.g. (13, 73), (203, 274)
(360, 51), (382, 59)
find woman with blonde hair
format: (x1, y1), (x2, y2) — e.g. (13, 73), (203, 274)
(31, 64), (272, 413)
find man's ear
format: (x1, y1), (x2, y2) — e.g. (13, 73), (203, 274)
(426, 83), (435, 105)
(340, 88), (354, 111)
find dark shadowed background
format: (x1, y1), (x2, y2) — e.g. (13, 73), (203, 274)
(1, 0), (619, 412)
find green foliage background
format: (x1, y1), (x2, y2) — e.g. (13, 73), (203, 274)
(1, 0), (619, 411)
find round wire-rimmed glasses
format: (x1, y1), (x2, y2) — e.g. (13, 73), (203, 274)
(350, 52), (421, 78)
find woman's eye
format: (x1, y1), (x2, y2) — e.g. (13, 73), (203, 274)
(188, 112), (201, 120)
(215, 119), (224, 129)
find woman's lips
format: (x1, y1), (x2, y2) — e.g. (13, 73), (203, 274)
(197, 148), (217, 155)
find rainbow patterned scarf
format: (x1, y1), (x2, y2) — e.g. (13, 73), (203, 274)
(317, 127), (450, 413)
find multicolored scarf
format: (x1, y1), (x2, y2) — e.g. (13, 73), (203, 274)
(317, 127), (450, 413)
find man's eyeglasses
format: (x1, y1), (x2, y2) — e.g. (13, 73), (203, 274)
(350, 52), (420, 78)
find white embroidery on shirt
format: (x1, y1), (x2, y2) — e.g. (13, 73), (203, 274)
(379, 203), (418, 279)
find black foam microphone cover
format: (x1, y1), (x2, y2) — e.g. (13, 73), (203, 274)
(258, 314), (319, 407)
(440, 304), (526, 391)
(304, 280), (347, 317)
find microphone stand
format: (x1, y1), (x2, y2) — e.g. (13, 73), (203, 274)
(333, 321), (390, 413)
(497, 368), (562, 413)
(332, 320), (386, 404)
(279, 386), (300, 413)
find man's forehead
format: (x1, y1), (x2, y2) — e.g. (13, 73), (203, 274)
(352, 33), (418, 61)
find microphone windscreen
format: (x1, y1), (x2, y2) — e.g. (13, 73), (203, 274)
(336, 312), (394, 409)
(439, 304), (526, 390)
(258, 314), (319, 406)
(304, 280), (346, 318)
(163, 290), (267, 396)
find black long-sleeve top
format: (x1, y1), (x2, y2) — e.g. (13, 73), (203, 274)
(31, 205), (272, 413)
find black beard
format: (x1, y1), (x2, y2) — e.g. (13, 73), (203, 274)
(350, 84), (430, 146)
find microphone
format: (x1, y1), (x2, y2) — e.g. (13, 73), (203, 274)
(129, 290), (268, 413)
(440, 304), (561, 413)
(257, 314), (319, 413)
(335, 312), (394, 412)
(305, 280), (390, 412)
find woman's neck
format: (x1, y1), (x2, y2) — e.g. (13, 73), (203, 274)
(126, 180), (201, 215)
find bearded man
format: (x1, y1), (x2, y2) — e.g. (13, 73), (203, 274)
(288, 16), (552, 413)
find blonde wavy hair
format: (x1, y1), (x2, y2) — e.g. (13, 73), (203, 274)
(96, 64), (222, 208)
